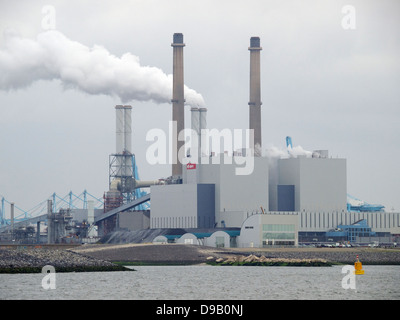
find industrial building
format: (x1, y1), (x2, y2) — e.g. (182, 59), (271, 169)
(49, 34), (400, 247)
(1, 33), (399, 247)
(239, 213), (299, 247)
(269, 154), (347, 213)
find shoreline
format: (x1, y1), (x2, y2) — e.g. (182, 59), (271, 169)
(0, 245), (129, 274)
(71, 243), (400, 266)
(1, 243), (400, 273)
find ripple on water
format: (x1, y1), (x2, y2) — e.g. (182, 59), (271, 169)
(0, 265), (399, 300)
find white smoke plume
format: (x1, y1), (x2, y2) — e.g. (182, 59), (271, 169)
(287, 145), (313, 158)
(0, 30), (205, 107)
(264, 145), (287, 159)
(264, 144), (313, 159)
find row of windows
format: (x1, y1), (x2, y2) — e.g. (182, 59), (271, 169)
(262, 224), (295, 232)
(262, 232), (296, 240)
(263, 240), (295, 246)
(300, 212), (400, 230)
(151, 216), (215, 228)
(151, 216), (197, 228)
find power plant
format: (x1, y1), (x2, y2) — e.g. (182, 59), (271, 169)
(1, 34), (399, 247)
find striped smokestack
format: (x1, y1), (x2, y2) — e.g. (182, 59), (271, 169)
(171, 33), (185, 177)
(248, 37), (262, 156)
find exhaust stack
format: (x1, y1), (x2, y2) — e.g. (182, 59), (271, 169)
(199, 107), (208, 157)
(115, 105), (132, 155)
(190, 107), (200, 161)
(115, 105), (133, 179)
(190, 106), (208, 161)
(248, 37), (262, 156)
(171, 33), (185, 177)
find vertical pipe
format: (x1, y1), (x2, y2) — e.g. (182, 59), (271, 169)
(190, 107), (200, 161)
(0, 197), (4, 225)
(47, 199), (53, 244)
(115, 105), (125, 180)
(36, 221), (41, 244)
(123, 105), (132, 154)
(115, 105), (124, 154)
(171, 33), (185, 177)
(248, 37), (262, 156)
(123, 105), (133, 179)
(199, 107), (208, 157)
(10, 203), (14, 238)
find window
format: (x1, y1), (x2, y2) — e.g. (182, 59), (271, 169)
(263, 233), (295, 240)
(215, 236), (225, 248)
(262, 224), (296, 243)
(262, 224), (295, 232)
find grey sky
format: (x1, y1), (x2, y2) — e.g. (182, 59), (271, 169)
(0, 0), (399, 216)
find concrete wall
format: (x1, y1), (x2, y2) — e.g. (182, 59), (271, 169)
(71, 209), (103, 222)
(299, 211), (400, 232)
(190, 156), (269, 227)
(118, 210), (150, 231)
(238, 213), (299, 248)
(150, 184), (215, 229)
(220, 211), (248, 228)
(276, 157), (347, 212)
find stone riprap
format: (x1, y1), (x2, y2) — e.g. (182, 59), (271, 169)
(230, 248), (400, 265)
(0, 247), (128, 273)
(71, 243), (400, 266)
(207, 254), (332, 266)
(1, 244), (399, 273)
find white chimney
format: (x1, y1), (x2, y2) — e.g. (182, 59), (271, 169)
(123, 105), (132, 154)
(190, 107), (200, 162)
(115, 105), (124, 154)
(199, 107), (208, 157)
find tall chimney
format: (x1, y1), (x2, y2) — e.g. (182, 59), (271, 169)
(248, 37), (262, 156)
(115, 105), (133, 179)
(123, 105), (132, 154)
(190, 107), (200, 162)
(171, 33), (185, 177)
(115, 105), (124, 155)
(199, 107), (208, 157)
(115, 105), (132, 154)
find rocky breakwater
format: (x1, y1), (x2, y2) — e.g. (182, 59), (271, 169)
(0, 247), (129, 273)
(237, 248), (400, 265)
(206, 254), (332, 266)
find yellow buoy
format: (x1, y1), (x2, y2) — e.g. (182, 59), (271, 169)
(354, 255), (365, 275)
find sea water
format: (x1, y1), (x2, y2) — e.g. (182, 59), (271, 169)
(1, 265), (399, 300)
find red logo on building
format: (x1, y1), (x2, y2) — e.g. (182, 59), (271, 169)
(187, 163), (196, 170)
